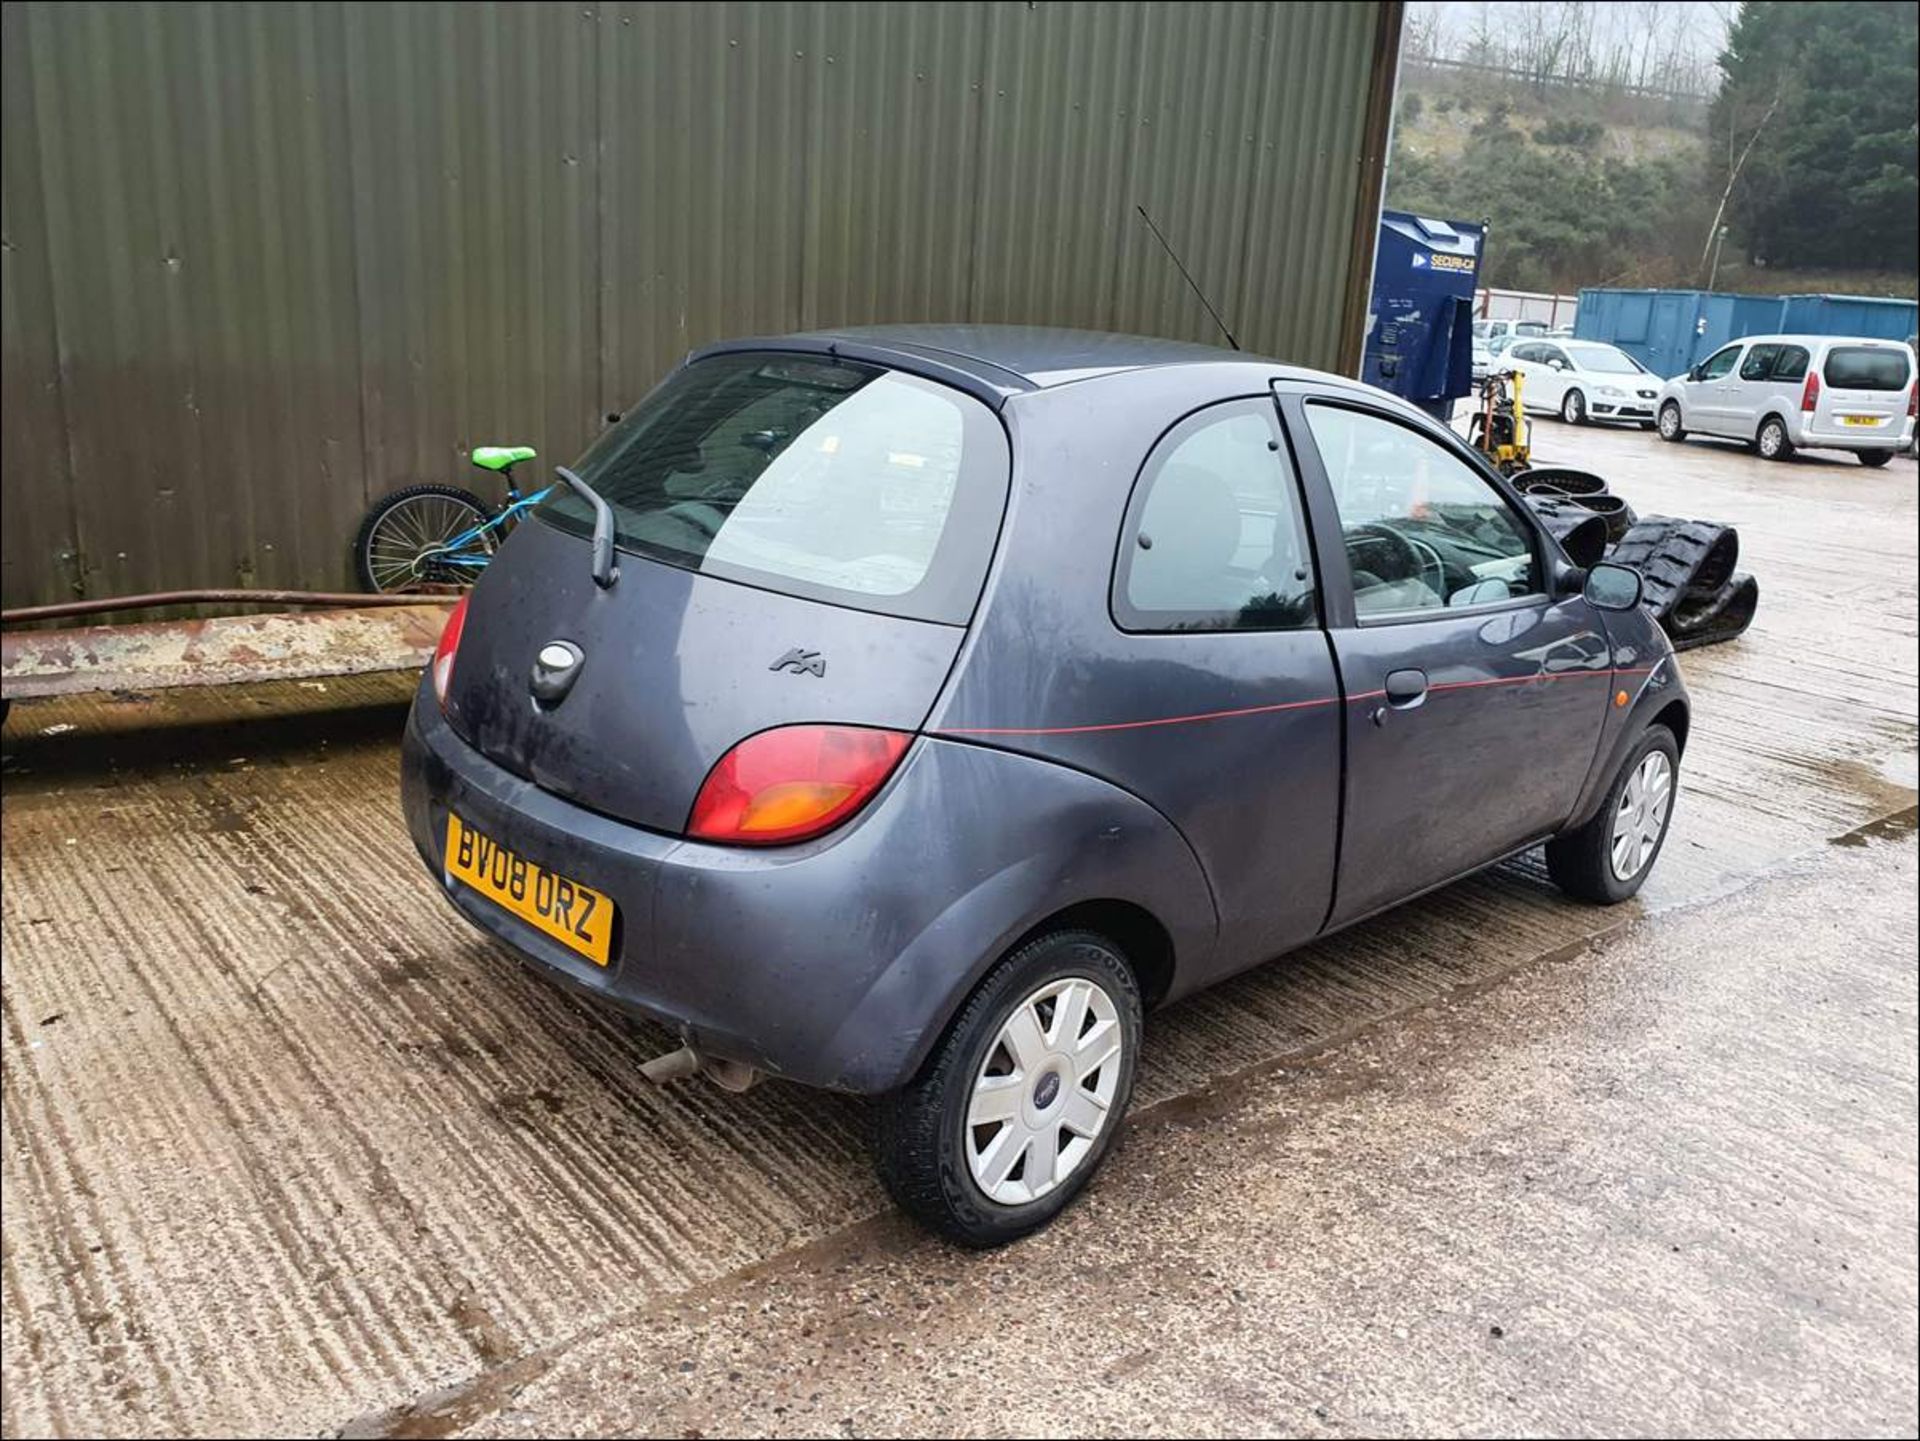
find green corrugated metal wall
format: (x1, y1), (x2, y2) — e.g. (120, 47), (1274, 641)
(0, 1), (1399, 607)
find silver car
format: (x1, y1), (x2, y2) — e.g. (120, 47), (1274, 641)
(1655, 334), (1916, 465)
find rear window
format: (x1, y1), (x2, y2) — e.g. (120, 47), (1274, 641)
(1823, 346), (1911, 391)
(538, 353), (1009, 624)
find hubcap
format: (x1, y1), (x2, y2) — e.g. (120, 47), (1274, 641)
(1761, 424), (1782, 456)
(965, 977), (1123, 1206)
(1565, 393), (1583, 421)
(1660, 406), (1679, 437)
(1610, 750), (1674, 881)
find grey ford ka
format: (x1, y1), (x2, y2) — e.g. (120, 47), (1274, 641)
(400, 325), (1687, 1245)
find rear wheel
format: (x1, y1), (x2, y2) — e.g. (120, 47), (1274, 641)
(876, 929), (1141, 1248)
(354, 484), (495, 592)
(1546, 726), (1679, 905)
(1657, 401), (1686, 442)
(1857, 449), (1895, 467)
(1756, 415), (1793, 462)
(1561, 389), (1587, 425)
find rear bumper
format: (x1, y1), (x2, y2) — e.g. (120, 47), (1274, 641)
(399, 678), (1214, 1093)
(1792, 416), (1914, 450)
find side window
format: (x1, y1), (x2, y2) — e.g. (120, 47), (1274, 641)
(1303, 404), (1541, 620)
(1697, 345), (1742, 381)
(1114, 400), (1317, 633)
(1740, 344), (1781, 381)
(1773, 346), (1810, 382)
(1509, 343), (1539, 363)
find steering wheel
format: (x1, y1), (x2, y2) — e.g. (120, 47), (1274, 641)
(1345, 524), (1447, 605)
(1402, 533), (1449, 601)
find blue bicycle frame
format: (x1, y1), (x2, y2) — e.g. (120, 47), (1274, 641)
(420, 485), (553, 571)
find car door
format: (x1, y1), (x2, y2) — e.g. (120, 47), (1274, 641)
(1684, 342), (1745, 434)
(1535, 343), (1576, 409)
(1728, 342), (1782, 437)
(1506, 342), (1553, 405)
(1279, 387), (1616, 928)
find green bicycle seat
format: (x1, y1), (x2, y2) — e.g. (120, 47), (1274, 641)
(471, 444), (537, 472)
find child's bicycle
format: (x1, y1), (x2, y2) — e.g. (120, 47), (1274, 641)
(353, 446), (550, 592)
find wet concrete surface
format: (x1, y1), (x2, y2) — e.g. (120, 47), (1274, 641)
(1, 430), (1915, 1437)
(454, 820), (1920, 1440)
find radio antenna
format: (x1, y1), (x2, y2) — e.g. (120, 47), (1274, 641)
(1135, 204), (1240, 351)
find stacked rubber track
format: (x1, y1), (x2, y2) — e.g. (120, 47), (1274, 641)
(1606, 515), (1759, 650)
(1515, 469), (1758, 651)
(1512, 468), (1638, 543)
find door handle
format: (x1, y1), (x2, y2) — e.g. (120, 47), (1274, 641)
(1384, 668), (1428, 707)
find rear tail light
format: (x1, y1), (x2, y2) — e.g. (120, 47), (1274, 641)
(431, 594), (469, 709)
(1800, 371), (1820, 413)
(1909, 383), (1917, 418)
(688, 725), (912, 845)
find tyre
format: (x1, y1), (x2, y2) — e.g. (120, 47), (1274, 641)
(1545, 726), (1679, 904)
(1756, 415), (1793, 462)
(354, 484), (495, 592)
(1561, 389), (1587, 425)
(876, 929), (1142, 1248)
(1657, 401), (1686, 442)
(1857, 449), (1894, 468)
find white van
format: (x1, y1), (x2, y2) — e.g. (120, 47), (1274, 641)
(1654, 334), (1916, 465)
(1471, 317), (1550, 344)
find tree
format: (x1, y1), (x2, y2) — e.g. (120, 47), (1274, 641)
(1386, 105), (1707, 293)
(1712, 1), (1920, 271)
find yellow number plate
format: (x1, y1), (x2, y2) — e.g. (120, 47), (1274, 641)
(1840, 415), (1881, 426)
(444, 813), (614, 966)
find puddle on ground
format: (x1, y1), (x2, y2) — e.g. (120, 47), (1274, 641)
(1830, 806), (1920, 848)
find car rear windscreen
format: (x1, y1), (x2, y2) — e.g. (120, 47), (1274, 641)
(1823, 346), (1912, 391)
(538, 353), (1010, 624)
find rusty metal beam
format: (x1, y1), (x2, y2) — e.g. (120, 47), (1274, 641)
(2, 589), (453, 625)
(1, 605), (451, 701)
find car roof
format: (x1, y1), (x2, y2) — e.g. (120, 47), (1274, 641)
(690, 324), (1349, 409)
(1715, 334), (1908, 348)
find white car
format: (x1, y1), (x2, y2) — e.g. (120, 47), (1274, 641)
(1471, 331), (1525, 383)
(1654, 333), (1916, 465)
(1503, 339), (1660, 427)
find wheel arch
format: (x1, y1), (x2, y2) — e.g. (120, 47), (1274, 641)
(817, 739), (1217, 1093)
(1651, 697), (1690, 756)
(1003, 898), (1177, 1010)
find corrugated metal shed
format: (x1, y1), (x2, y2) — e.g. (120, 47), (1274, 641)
(1575, 286), (1920, 380)
(1, 1), (1402, 609)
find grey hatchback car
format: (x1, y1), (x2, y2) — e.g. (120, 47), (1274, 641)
(401, 326), (1688, 1245)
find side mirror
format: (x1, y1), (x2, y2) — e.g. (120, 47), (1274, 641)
(1548, 359), (1566, 371)
(1584, 561), (1644, 612)
(1687, 365), (1703, 382)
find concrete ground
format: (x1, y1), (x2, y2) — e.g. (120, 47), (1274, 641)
(2, 425), (1915, 1438)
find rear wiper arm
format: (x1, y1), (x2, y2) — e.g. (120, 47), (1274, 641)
(555, 466), (620, 589)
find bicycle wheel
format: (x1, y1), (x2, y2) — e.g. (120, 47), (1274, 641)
(354, 484), (496, 592)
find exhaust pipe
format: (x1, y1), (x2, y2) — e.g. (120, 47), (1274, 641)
(638, 1043), (761, 1093)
